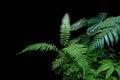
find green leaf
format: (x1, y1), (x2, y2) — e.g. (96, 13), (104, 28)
(104, 34), (110, 47)
(88, 16), (120, 51)
(16, 43), (58, 55)
(108, 31), (114, 47)
(85, 75), (96, 80)
(88, 12), (107, 25)
(60, 13), (71, 46)
(87, 12), (107, 36)
(111, 28), (119, 44)
(52, 57), (64, 70)
(97, 64), (110, 74)
(105, 67), (114, 79)
(62, 44), (88, 78)
(108, 76), (117, 80)
(115, 66), (120, 77)
(70, 18), (87, 31)
(97, 59), (114, 75)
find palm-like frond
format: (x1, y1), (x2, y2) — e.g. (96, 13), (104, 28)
(89, 16), (120, 51)
(60, 13), (71, 46)
(87, 12), (107, 36)
(17, 43), (58, 55)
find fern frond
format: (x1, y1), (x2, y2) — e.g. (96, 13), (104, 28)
(52, 57), (65, 70)
(60, 13), (71, 46)
(115, 66), (120, 77)
(16, 43), (58, 55)
(62, 44), (88, 78)
(96, 59), (115, 79)
(89, 20), (120, 51)
(70, 18), (87, 31)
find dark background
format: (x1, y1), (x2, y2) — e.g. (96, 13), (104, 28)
(15, 0), (120, 80)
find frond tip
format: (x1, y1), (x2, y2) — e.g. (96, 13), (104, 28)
(16, 43), (58, 55)
(60, 13), (71, 46)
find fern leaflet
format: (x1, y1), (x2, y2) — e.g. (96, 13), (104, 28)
(60, 13), (71, 46)
(17, 43), (58, 55)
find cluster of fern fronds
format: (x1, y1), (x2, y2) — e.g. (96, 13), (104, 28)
(17, 13), (120, 80)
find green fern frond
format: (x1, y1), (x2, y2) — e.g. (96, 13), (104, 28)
(17, 43), (58, 55)
(70, 18), (87, 31)
(96, 59), (115, 79)
(60, 13), (71, 46)
(62, 44), (88, 78)
(115, 66), (120, 77)
(52, 57), (65, 70)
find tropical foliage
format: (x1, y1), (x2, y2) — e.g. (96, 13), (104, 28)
(17, 13), (120, 80)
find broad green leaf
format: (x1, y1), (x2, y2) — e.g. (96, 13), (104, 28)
(97, 64), (110, 74)
(99, 59), (113, 65)
(115, 66), (120, 77)
(105, 67), (114, 79)
(70, 18), (87, 31)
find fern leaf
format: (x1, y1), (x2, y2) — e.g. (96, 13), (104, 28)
(108, 76), (118, 80)
(115, 66), (120, 77)
(16, 43), (58, 55)
(70, 18), (87, 31)
(62, 44), (88, 78)
(60, 13), (71, 46)
(85, 75), (96, 80)
(97, 64), (110, 75)
(52, 57), (64, 70)
(97, 59), (114, 79)
(105, 67), (114, 79)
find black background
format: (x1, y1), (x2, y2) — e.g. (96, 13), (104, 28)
(15, 0), (120, 80)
